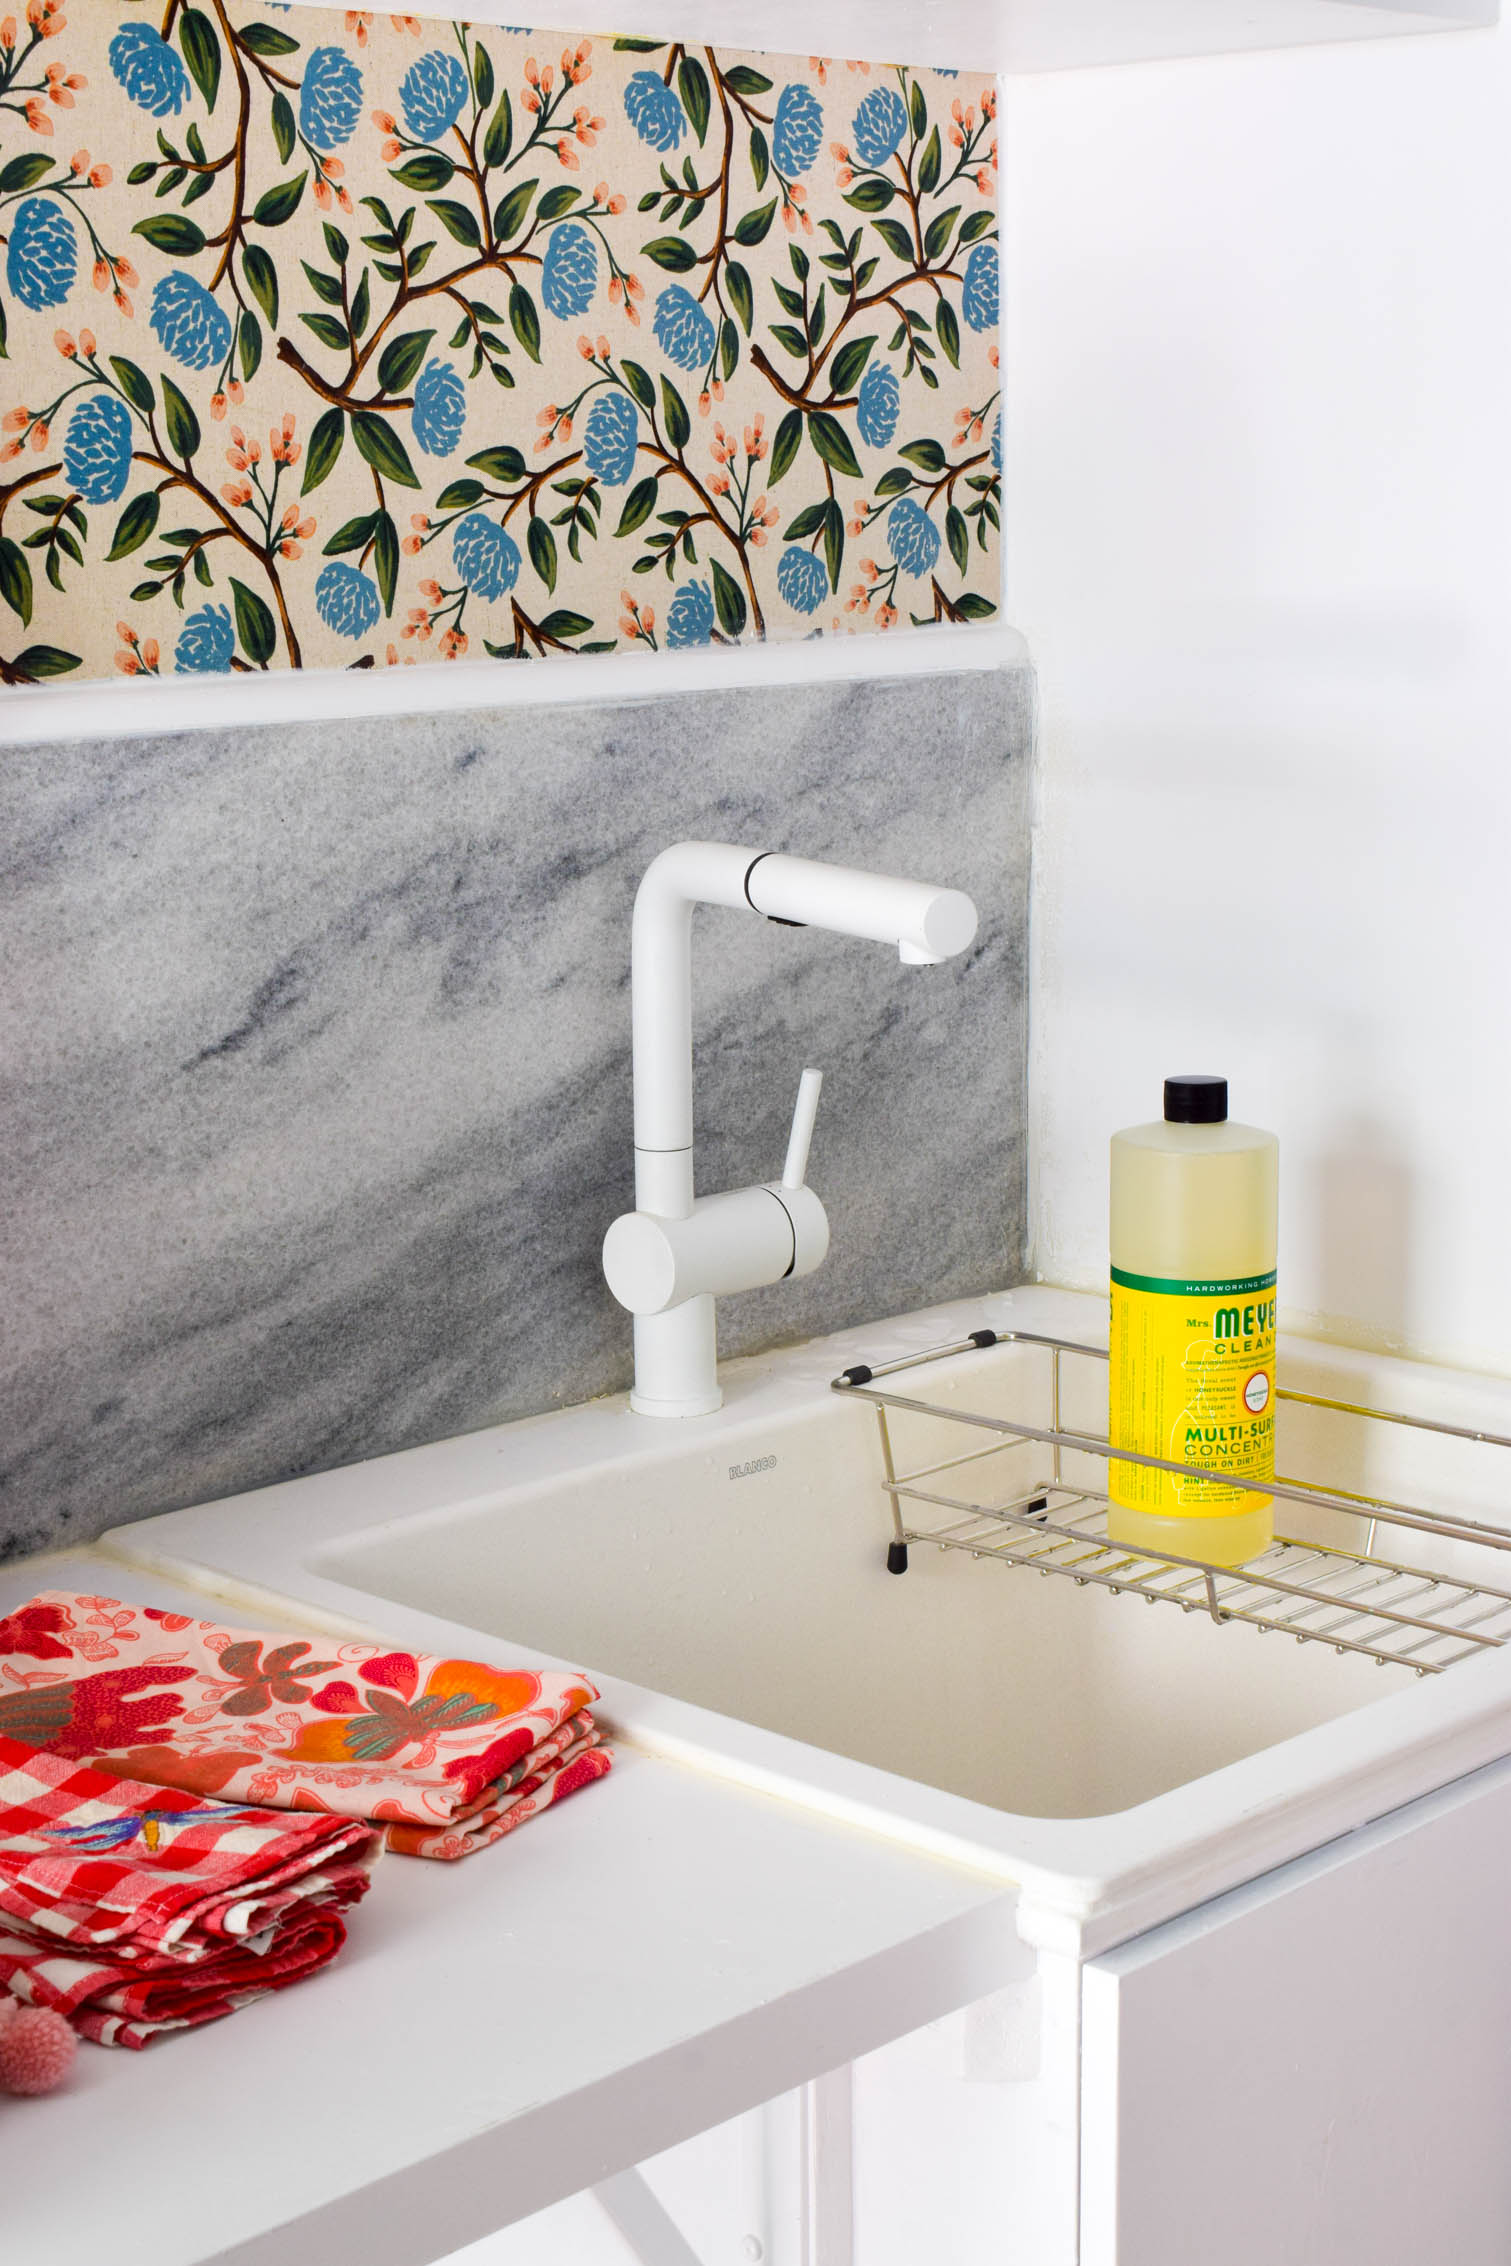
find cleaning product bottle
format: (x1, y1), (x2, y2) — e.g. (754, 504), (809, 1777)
(1107, 1075), (1277, 1568)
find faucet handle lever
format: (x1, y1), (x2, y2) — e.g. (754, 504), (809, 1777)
(781, 1067), (824, 1191)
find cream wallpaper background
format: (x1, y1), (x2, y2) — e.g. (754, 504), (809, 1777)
(0, 4), (1000, 682)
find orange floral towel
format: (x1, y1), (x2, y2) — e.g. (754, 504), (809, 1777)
(0, 1593), (612, 1861)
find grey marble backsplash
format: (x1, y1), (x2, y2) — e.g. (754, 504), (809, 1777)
(0, 666), (1032, 1560)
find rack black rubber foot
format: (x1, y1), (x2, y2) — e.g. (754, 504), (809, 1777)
(886, 1540), (909, 1576)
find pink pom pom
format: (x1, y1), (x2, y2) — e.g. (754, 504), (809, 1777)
(0, 2004), (76, 2096)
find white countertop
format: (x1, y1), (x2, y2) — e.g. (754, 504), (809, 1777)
(0, 1551), (1018, 2266)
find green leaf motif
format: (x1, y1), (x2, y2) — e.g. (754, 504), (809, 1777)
(0, 535), (33, 625)
(722, 66), (773, 97)
(436, 478), (484, 509)
(641, 235), (696, 273)
(393, 153), (454, 192)
(237, 22), (300, 56)
(808, 411), (863, 483)
(483, 89), (512, 169)
(466, 444), (527, 481)
(106, 492), (161, 563)
(254, 173), (308, 228)
(924, 205), (961, 263)
(9, 644), (80, 680)
(845, 179), (894, 215)
(0, 154), (53, 194)
(769, 407), (804, 486)
(230, 577), (276, 667)
(271, 91), (296, 165)
(377, 329), (435, 394)
(323, 512), (378, 555)
(527, 514), (557, 591)
(828, 336), (877, 396)
(299, 311), (350, 353)
(493, 177), (538, 241)
(946, 503), (970, 577)
(749, 127), (768, 193)
(677, 56), (711, 144)
(243, 244), (278, 326)
(935, 297), (960, 370)
(110, 357), (155, 414)
(917, 124), (941, 195)
(351, 411), (420, 488)
(428, 198), (482, 247)
(161, 375), (201, 463)
(179, 8), (221, 110)
(900, 438), (946, 472)
(620, 359), (656, 412)
(508, 283), (541, 364)
(732, 199), (776, 247)
(372, 509), (399, 617)
(301, 406), (345, 496)
(536, 184), (579, 221)
(725, 260), (753, 336)
(709, 556), (746, 638)
(659, 374), (690, 450)
(133, 213), (206, 255)
(615, 474), (659, 536)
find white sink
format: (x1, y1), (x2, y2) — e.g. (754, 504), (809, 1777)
(104, 1285), (1511, 1948)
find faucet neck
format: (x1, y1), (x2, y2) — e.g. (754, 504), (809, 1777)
(631, 842), (763, 1200)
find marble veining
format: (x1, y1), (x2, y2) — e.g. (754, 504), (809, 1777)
(0, 667), (1031, 1559)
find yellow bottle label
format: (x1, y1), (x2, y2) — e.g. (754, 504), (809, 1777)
(1109, 1267), (1276, 1515)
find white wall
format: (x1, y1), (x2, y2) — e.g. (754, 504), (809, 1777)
(1007, 23), (1511, 1372)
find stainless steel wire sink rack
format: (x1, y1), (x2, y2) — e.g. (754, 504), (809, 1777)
(832, 1325), (1511, 1676)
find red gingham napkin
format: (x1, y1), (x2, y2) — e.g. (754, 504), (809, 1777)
(0, 1735), (379, 2048)
(0, 1592), (613, 1860)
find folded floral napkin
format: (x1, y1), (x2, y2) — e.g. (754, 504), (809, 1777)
(0, 1734), (379, 2049)
(0, 1593), (612, 1861)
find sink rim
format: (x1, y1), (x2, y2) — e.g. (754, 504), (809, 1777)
(98, 1284), (1511, 1956)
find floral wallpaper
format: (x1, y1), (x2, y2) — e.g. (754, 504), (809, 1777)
(0, 3), (999, 683)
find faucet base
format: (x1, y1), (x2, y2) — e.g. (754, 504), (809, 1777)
(631, 1295), (722, 1419)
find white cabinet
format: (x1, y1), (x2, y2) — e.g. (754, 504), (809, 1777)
(1081, 1756), (1511, 2266)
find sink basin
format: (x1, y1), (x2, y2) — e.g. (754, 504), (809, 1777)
(316, 1332), (1403, 1823)
(104, 1285), (1511, 1945)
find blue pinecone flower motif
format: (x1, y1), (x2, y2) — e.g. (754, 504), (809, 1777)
(623, 69), (686, 152)
(300, 47), (364, 151)
(652, 284), (714, 374)
(5, 197), (77, 312)
(777, 546), (829, 615)
(772, 84), (824, 176)
(316, 562), (381, 640)
(452, 512), (521, 600)
(150, 273), (233, 373)
(410, 358), (466, 457)
(887, 496), (940, 578)
(666, 580), (714, 648)
(962, 242), (999, 332)
(174, 604), (235, 674)
(109, 21), (190, 117)
(583, 391), (639, 486)
(63, 393), (134, 505)
(851, 86), (907, 169)
(540, 223), (597, 320)
(855, 361), (900, 450)
(400, 49), (469, 142)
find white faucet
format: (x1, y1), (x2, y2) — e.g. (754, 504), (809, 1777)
(602, 842), (979, 1417)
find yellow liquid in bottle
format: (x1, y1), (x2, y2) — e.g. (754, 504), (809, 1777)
(1108, 1115), (1278, 1568)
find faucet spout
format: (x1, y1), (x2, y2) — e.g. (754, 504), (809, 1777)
(611, 841), (978, 1417)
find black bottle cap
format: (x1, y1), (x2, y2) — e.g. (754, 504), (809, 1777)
(1165, 1074), (1228, 1124)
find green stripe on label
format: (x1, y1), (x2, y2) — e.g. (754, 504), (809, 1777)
(1111, 1266), (1277, 1298)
